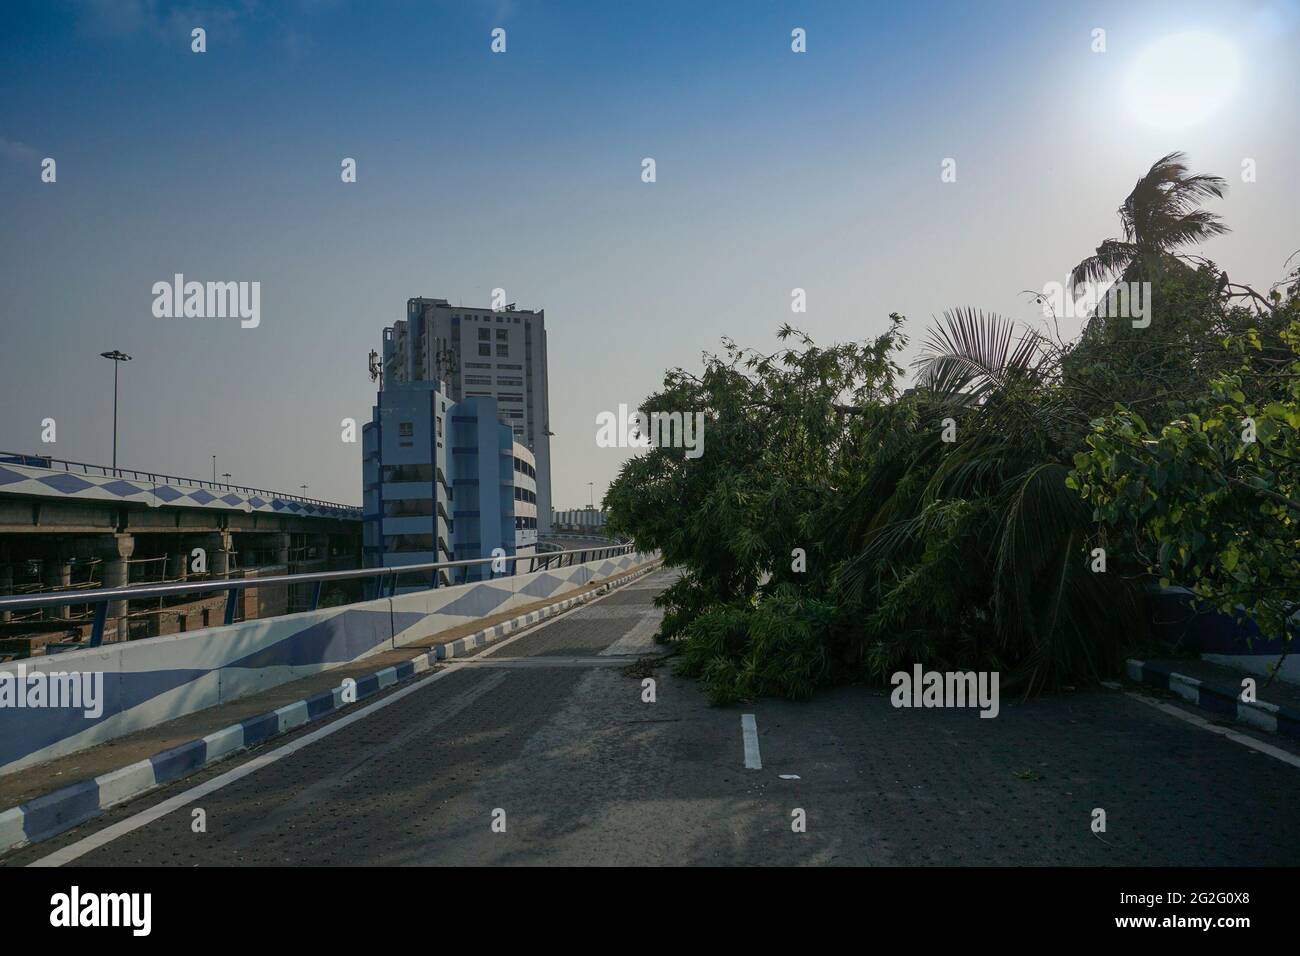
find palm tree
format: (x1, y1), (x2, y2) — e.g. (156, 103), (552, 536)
(1070, 152), (1229, 293)
(830, 310), (1144, 693)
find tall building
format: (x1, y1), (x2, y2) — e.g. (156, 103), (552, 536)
(384, 297), (552, 533)
(362, 383), (534, 589)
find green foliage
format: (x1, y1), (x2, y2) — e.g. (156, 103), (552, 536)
(1070, 298), (1300, 645)
(605, 155), (1294, 703)
(673, 586), (842, 705)
(608, 307), (1146, 701)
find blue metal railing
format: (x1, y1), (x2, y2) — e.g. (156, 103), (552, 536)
(0, 544), (635, 648)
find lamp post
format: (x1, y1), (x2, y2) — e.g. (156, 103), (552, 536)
(588, 481), (594, 509)
(99, 350), (132, 472)
(212, 455), (216, 483)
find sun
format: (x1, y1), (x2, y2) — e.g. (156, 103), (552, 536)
(1124, 31), (1241, 130)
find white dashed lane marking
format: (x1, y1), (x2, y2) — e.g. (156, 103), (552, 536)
(741, 713), (762, 770)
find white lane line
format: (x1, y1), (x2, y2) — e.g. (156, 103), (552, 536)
(454, 656), (636, 668)
(599, 607), (665, 656)
(29, 570), (655, 867)
(741, 714), (762, 769)
(1127, 692), (1300, 770)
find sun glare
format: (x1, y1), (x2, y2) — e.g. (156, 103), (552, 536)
(1124, 31), (1241, 130)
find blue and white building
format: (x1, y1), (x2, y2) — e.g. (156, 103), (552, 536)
(362, 374), (536, 589)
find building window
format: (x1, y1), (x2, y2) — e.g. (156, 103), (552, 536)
(383, 463), (434, 482)
(496, 345), (509, 357)
(399, 422), (414, 437)
(436, 416), (443, 437)
(478, 328), (490, 340)
(496, 328), (508, 340)
(384, 499), (435, 517)
(479, 343), (491, 357)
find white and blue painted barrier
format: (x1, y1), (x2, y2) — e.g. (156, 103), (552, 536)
(0, 549), (654, 777)
(0, 559), (661, 852)
(1125, 658), (1300, 740)
(1148, 586), (1299, 686)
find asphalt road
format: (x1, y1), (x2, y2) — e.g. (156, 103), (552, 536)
(7, 567), (1300, 866)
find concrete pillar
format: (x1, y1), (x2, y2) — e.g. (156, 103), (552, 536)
(170, 534), (189, 582)
(0, 560), (11, 624)
(97, 533), (135, 642)
(275, 532), (292, 567)
(202, 532), (233, 578)
(41, 544), (72, 622)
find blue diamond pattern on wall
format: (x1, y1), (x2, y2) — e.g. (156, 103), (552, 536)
(153, 486), (184, 502)
(0, 467), (25, 486)
(38, 473), (93, 494)
(220, 494), (242, 506)
(101, 480), (143, 497)
(189, 489), (216, 504)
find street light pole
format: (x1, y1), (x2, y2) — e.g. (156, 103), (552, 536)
(588, 481), (594, 509)
(212, 455), (216, 482)
(99, 350), (132, 472)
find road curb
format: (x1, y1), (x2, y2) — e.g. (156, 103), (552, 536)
(0, 560), (661, 855)
(1125, 658), (1300, 740)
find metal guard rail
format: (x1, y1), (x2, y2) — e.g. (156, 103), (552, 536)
(0, 544), (636, 648)
(0, 450), (357, 512)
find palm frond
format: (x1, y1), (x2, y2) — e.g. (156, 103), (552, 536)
(914, 308), (1049, 400)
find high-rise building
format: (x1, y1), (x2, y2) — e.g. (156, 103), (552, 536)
(383, 297), (552, 533)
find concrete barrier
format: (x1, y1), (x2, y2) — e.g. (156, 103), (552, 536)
(0, 551), (654, 775)
(1148, 586), (1299, 686)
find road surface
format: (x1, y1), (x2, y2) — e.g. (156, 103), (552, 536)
(6, 567), (1300, 866)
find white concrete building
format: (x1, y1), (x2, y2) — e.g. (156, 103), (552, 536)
(511, 441), (537, 556)
(385, 297), (553, 533)
(552, 507), (606, 533)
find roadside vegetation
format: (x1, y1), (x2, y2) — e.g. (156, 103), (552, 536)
(605, 154), (1300, 704)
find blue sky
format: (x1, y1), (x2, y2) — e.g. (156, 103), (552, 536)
(1, 0), (1297, 506)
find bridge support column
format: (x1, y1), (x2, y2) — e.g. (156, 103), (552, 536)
(275, 532), (292, 567)
(41, 543), (72, 623)
(202, 532), (233, 578)
(0, 550), (11, 624)
(170, 535), (189, 583)
(96, 533), (135, 642)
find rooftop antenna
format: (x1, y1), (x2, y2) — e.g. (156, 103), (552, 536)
(368, 349), (382, 390)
